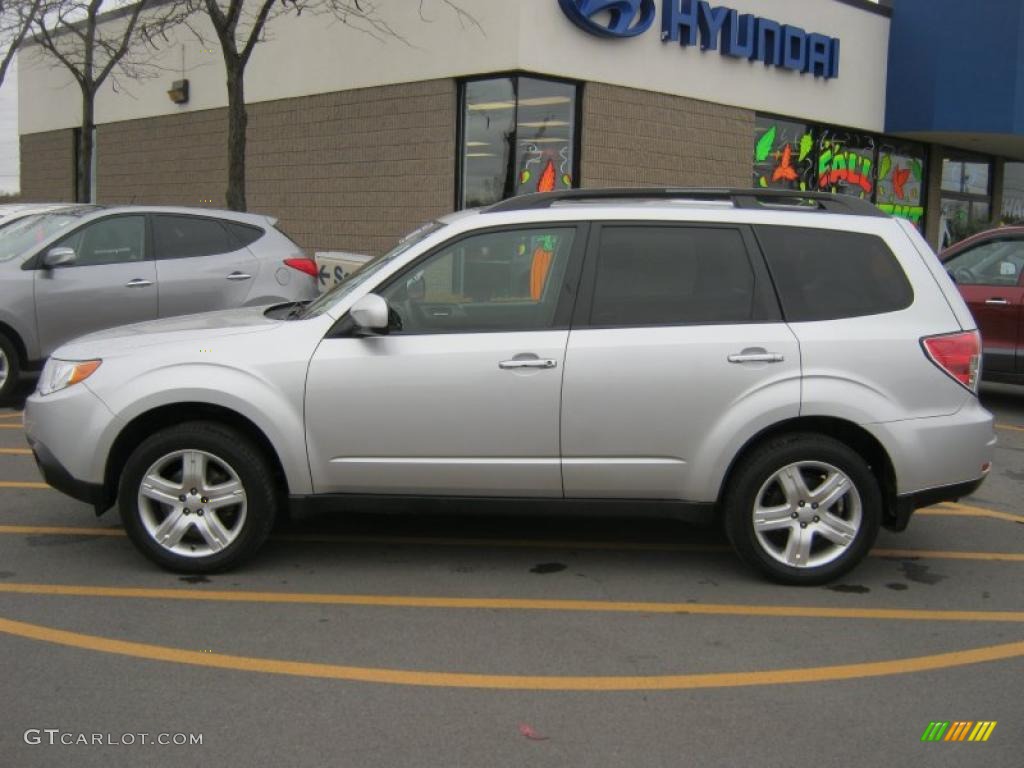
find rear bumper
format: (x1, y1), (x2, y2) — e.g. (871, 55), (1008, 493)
(887, 476), (986, 532)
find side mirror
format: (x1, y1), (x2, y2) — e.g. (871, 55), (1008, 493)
(43, 247), (76, 269)
(349, 293), (390, 334)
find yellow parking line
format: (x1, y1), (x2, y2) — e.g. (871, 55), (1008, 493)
(871, 548), (1024, 563)
(0, 448), (32, 455)
(0, 615), (1022, 690)
(0, 482), (49, 489)
(995, 423), (1024, 433)
(0, 414), (22, 421)
(0, 424), (22, 430)
(0, 524), (1019, 563)
(1, 582), (1023, 623)
(922, 503), (1024, 524)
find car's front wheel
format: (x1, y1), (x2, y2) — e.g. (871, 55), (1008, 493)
(724, 433), (881, 585)
(0, 333), (20, 403)
(119, 422), (278, 572)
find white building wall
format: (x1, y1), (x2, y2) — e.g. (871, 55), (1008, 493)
(19, 0), (889, 136)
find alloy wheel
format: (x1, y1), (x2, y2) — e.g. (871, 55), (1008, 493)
(136, 449), (248, 558)
(751, 460), (863, 569)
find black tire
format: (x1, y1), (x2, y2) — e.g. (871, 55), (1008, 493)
(0, 333), (21, 404)
(119, 421), (278, 573)
(723, 433), (881, 585)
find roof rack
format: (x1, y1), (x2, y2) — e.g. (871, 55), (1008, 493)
(484, 188), (888, 218)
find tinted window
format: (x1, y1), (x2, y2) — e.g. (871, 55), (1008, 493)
(226, 222), (264, 248)
(152, 215), (236, 259)
(591, 227), (756, 326)
(57, 215), (146, 266)
(380, 227), (575, 333)
(755, 226), (913, 321)
(945, 239), (1024, 286)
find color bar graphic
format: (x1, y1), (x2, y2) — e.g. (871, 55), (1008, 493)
(921, 721), (996, 742)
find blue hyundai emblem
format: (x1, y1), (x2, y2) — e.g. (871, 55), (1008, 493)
(557, 0), (656, 38)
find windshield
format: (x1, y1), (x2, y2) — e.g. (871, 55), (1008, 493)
(297, 220), (446, 319)
(0, 211), (89, 263)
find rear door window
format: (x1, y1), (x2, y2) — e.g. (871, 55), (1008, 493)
(152, 215), (238, 259)
(588, 226), (760, 326)
(754, 226), (913, 321)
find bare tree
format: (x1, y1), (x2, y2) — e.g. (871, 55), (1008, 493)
(31, 0), (189, 202)
(192, 0), (479, 211)
(0, 0), (43, 88)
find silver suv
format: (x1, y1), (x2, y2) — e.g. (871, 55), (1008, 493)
(0, 205), (318, 400)
(23, 189), (995, 584)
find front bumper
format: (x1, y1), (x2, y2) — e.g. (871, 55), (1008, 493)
(23, 384), (118, 513)
(27, 435), (108, 509)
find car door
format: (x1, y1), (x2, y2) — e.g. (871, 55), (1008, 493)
(304, 224), (585, 497)
(151, 214), (260, 316)
(33, 213), (157, 358)
(560, 224), (801, 500)
(944, 237), (1024, 374)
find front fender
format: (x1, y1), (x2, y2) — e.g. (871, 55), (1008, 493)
(90, 361), (313, 495)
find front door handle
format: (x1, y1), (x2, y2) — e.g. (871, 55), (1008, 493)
(226, 272), (253, 281)
(985, 298), (1009, 305)
(499, 358), (557, 370)
(728, 352), (784, 363)
(125, 279), (153, 288)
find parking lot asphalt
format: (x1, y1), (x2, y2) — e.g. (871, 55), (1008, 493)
(0, 380), (1021, 767)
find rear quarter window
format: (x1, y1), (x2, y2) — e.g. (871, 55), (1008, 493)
(754, 226), (913, 322)
(225, 221), (265, 248)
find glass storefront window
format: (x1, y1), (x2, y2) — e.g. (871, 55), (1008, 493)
(459, 76), (578, 209)
(1001, 162), (1024, 223)
(942, 160), (990, 196)
(939, 156), (993, 247)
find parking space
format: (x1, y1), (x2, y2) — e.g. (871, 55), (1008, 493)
(0, 383), (1021, 767)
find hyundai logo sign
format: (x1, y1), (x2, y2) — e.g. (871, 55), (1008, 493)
(557, 0), (840, 79)
(557, 0), (657, 39)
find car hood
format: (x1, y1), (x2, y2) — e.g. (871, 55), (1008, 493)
(54, 306), (279, 359)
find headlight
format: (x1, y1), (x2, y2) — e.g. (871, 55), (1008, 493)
(37, 358), (102, 396)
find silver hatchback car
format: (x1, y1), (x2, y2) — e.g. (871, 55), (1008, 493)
(23, 189), (995, 584)
(0, 205), (318, 400)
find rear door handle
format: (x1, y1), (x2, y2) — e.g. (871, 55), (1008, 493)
(227, 272), (253, 281)
(125, 279), (153, 288)
(985, 298), (1009, 305)
(728, 352), (784, 363)
(499, 359), (557, 370)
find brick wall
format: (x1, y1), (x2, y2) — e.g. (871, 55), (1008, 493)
(246, 80), (457, 256)
(19, 129), (76, 202)
(21, 79), (457, 256)
(97, 109), (228, 209)
(580, 82), (753, 188)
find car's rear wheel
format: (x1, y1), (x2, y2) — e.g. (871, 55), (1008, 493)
(0, 333), (20, 403)
(119, 422), (277, 572)
(724, 433), (881, 585)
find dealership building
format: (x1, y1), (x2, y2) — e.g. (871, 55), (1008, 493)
(17, 0), (1024, 255)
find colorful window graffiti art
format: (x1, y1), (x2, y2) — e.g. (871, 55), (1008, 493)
(753, 118), (815, 192)
(752, 116), (927, 228)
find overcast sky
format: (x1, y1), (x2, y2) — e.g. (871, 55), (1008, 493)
(0, 58), (18, 194)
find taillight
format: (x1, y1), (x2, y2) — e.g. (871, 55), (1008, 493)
(284, 257), (318, 278)
(921, 331), (980, 392)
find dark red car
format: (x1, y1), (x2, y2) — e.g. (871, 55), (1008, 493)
(941, 226), (1024, 383)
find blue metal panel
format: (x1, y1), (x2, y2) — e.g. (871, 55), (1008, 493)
(886, 0), (1024, 136)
